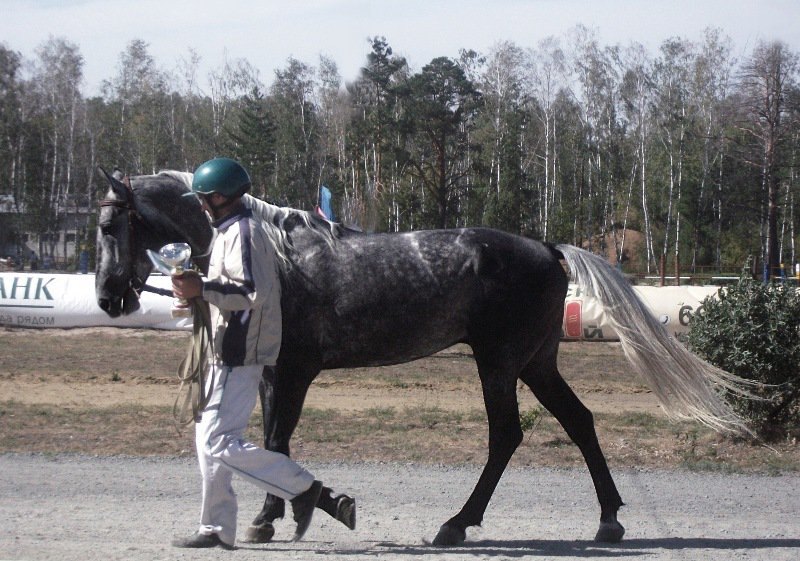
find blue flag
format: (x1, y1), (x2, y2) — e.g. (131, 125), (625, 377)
(316, 185), (335, 221)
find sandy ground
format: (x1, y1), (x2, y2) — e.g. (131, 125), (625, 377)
(0, 370), (661, 415)
(0, 327), (660, 416)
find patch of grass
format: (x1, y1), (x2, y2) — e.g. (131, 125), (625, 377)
(365, 406), (396, 420)
(301, 407), (338, 422)
(464, 409), (486, 422)
(764, 454), (799, 475)
(0, 400), (193, 456)
(2, 394), (799, 473)
(404, 405), (460, 428)
(680, 458), (743, 474)
(608, 411), (669, 430)
(543, 437), (571, 448)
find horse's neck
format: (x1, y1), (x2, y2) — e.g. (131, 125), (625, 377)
(137, 184), (212, 256)
(175, 203), (213, 256)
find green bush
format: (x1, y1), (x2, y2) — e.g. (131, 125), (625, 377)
(688, 277), (800, 440)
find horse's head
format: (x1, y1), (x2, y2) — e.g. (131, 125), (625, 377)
(95, 168), (152, 317)
(95, 168), (213, 317)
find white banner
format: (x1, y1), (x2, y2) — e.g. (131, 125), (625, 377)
(563, 284), (719, 342)
(1, 272), (719, 339)
(0, 273), (191, 330)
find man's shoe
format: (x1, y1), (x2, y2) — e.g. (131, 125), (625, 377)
(171, 532), (235, 550)
(291, 480), (323, 541)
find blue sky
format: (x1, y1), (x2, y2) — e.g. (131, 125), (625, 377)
(3, 0), (799, 95)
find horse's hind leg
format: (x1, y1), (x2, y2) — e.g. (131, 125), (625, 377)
(520, 356), (625, 542)
(433, 352), (523, 546)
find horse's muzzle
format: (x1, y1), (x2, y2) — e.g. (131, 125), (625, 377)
(98, 287), (141, 317)
(98, 296), (123, 318)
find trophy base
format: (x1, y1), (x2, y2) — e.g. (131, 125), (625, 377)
(171, 306), (192, 318)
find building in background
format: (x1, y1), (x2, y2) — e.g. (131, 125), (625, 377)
(0, 194), (93, 270)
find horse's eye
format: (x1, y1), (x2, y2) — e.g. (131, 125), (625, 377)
(100, 223), (112, 236)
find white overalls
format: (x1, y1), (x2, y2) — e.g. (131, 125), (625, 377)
(194, 206), (313, 547)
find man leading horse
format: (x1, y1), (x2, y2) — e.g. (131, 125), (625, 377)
(170, 157), (355, 550)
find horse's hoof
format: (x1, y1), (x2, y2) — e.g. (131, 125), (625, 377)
(432, 524), (465, 546)
(594, 520), (625, 543)
(335, 495), (357, 530)
(241, 522), (275, 543)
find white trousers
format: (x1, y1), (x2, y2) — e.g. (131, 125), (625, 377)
(195, 363), (315, 546)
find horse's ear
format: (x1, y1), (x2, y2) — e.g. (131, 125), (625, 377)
(97, 166), (128, 199)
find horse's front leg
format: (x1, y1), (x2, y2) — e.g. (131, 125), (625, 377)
(242, 366), (284, 543)
(243, 363), (355, 543)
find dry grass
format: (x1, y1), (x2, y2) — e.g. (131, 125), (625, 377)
(0, 327), (797, 473)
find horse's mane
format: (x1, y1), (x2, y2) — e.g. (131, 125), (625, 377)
(156, 170), (339, 266)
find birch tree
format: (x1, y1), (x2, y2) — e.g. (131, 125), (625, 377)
(567, 26), (622, 254)
(399, 57), (482, 228)
(207, 52), (262, 154)
(690, 28), (734, 270)
(0, 44), (24, 256)
(316, 55), (351, 216)
(525, 36), (567, 239)
(651, 37), (695, 277)
(103, 39), (173, 173)
(474, 41), (527, 231)
(347, 37), (407, 230)
(270, 57), (318, 207)
(620, 43), (656, 270)
(735, 40), (798, 279)
(31, 36), (85, 258)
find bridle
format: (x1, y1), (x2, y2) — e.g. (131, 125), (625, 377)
(98, 174), (208, 300)
(97, 176), (173, 298)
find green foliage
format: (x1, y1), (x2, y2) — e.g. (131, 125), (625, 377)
(688, 277), (800, 439)
(2, 33), (799, 275)
(225, 86), (276, 199)
(400, 56), (482, 228)
(269, 57), (321, 208)
(519, 406), (544, 433)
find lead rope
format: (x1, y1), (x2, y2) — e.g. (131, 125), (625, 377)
(173, 297), (215, 430)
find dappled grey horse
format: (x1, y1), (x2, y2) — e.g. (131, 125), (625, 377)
(96, 169), (749, 545)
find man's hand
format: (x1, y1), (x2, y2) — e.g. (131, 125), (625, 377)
(172, 271), (203, 300)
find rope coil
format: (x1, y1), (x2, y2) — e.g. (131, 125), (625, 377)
(173, 298), (214, 429)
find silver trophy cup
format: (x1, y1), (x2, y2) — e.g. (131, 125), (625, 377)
(147, 242), (193, 318)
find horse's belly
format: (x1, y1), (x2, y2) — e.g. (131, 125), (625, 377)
(320, 314), (466, 368)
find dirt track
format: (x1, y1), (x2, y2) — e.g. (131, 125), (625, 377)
(2, 453), (799, 561)
(2, 328), (799, 560)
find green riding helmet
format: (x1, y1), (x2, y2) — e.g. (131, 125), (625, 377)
(188, 157), (251, 198)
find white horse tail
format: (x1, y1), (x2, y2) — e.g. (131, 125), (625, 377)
(555, 244), (754, 436)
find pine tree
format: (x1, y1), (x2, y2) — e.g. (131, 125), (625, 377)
(225, 86), (276, 200)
